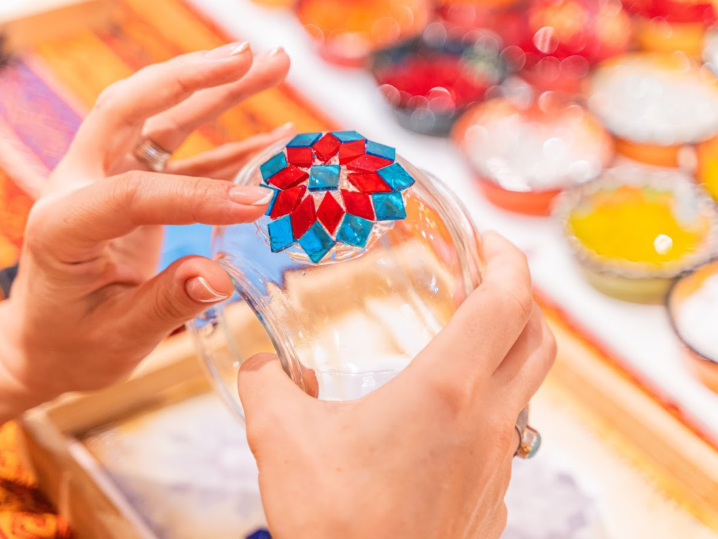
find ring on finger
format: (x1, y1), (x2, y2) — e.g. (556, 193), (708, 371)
(133, 137), (172, 172)
(514, 407), (541, 459)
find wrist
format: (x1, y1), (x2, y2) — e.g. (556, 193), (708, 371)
(0, 300), (53, 423)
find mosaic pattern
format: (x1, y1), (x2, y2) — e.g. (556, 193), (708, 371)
(261, 131), (414, 263)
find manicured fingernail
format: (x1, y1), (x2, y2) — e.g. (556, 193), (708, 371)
(268, 46), (285, 58)
(186, 276), (229, 303)
(274, 122), (295, 133)
(229, 185), (275, 206)
(205, 41), (250, 60)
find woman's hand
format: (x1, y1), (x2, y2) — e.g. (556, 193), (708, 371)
(0, 43), (293, 420)
(238, 232), (555, 539)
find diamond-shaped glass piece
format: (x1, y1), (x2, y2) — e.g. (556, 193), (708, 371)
(337, 214), (374, 248)
(346, 154), (394, 173)
(373, 192), (406, 220)
(287, 132), (322, 148)
(347, 172), (392, 193)
(265, 187), (280, 216)
(291, 195), (317, 239)
(298, 222), (335, 263)
(260, 152), (288, 181)
(332, 130), (365, 142)
(377, 162), (415, 191)
(342, 190), (375, 220)
(317, 192), (345, 235)
(268, 215), (294, 252)
(270, 184), (306, 219)
(312, 133), (341, 162)
(260, 131), (411, 264)
(366, 140), (396, 161)
(338, 139), (366, 165)
(246, 529), (272, 539)
(287, 146), (314, 167)
(266, 166), (309, 189)
(309, 164), (340, 191)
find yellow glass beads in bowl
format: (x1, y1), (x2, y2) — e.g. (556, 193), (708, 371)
(557, 167), (718, 303)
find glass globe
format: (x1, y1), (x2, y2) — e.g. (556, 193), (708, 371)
(188, 132), (483, 419)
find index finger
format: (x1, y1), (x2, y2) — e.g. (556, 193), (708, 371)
(410, 231), (533, 384)
(29, 170), (273, 261)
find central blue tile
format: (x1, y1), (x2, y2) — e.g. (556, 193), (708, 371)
(309, 164), (341, 191)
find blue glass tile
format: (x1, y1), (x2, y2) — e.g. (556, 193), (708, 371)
(260, 152), (288, 181)
(298, 222), (335, 263)
(377, 162), (415, 191)
(309, 164), (340, 191)
(265, 187), (280, 216)
(246, 530), (272, 539)
(366, 140), (396, 161)
(287, 132), (322, 147)
(373, 192), (406, 220)
(337, 214), (374, 247)
(332, 130), (365, 142)
(268, 215), (295, 252)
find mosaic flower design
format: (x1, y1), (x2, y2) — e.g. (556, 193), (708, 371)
(261, 131), (414, 263)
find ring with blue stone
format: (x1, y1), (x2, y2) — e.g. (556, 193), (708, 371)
(514, 407), (541, 459)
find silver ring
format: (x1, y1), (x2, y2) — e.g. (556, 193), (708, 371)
(133, 138), (171, 172)
(514, 407), (541, 459)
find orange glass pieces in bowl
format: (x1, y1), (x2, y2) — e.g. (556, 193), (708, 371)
(557, 167), (718, 303)
(453, 91), (613, 215)
(296, 0), (432, 67)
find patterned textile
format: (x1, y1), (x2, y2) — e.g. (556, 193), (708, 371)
(0, 0), (332, 536)
(0, 424), (71, 538)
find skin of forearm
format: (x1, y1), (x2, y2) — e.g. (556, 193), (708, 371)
(0, 300), (49, 424)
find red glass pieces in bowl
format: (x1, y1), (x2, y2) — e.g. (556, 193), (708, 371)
(511, 0), (632, 93)
(625, 0), (716, 56)
(261, 131), (413, 263)
(371, 26), (504, 135)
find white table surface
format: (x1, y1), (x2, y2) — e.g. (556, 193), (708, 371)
(188, 0), (718, 436)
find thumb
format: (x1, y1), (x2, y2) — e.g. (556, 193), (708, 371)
(238, 353), (312, 451)
(123, 255), (233, 340)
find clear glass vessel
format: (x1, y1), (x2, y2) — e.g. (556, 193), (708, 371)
(188, 136), (482, 419)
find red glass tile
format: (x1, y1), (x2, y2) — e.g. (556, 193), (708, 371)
(270, 185), (306, 219)
(267, 166), (309, 189)
(291, 195), (317, 239)
(312, 133), (341, 162)
(345, 154), (394, 173)
(338, 139), (366, 164)
(287, 147), (314, 167)
(347, 172), (392, 193)
(317, 192), (345, 236)
(341, 189), (375, 221)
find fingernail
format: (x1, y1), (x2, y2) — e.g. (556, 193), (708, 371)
(274, 122), (295, 133)
(268, 46), (285, 58)
(205, 41), (250, 60)
(229, 185), (275, 206)
(186, 276), (229, 303)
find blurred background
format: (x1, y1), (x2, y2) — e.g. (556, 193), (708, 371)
(2, 0), (718, 538)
